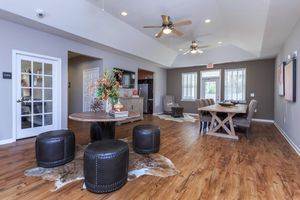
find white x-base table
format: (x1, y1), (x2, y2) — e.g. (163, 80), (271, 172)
(198, 104), (248, 140)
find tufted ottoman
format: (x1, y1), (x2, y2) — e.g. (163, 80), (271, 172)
(84, 140), (129, 193)
(133, 124), (160, 154)
(35, 130), (75, 168)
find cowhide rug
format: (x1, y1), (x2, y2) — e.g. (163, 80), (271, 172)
(153, 113), (198, 123)
(24, 139), (179, 192)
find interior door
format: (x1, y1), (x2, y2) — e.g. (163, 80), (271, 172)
(201, 77), (220, 102)
(83, 67), (99, 112)
(16, 53), (59, 139)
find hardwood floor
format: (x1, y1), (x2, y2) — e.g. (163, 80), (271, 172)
(1, 115), (300, 199)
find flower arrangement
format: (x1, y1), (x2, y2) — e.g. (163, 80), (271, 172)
(96, 69), (122, 105)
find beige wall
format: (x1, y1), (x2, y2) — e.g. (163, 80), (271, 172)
(167, 59), (275, 120)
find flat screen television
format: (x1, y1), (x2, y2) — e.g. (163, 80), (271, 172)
(114, 68), (135, 89)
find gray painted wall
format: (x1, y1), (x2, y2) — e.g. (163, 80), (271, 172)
(275, 19), (300, 150)
(0, 19), (167, 141)
(68, 56), (102, 114)
(167, 59), (275, 119)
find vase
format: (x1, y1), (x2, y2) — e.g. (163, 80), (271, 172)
(104, 98), (112, 113)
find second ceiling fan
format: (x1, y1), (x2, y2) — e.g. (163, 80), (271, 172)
(144, 15), (192, 38)
(183, 41), (210, 55)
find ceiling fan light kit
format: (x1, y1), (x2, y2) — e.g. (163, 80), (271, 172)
(191, 49), (197, 54)
(163, 27), (172, 34)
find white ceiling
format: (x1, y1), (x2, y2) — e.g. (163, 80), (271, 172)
(91, 0), (300, 66)
(1, 0), (300, 67)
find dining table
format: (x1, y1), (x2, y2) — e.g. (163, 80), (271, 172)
(198, 104), (248, 140)
(69, 111), (140, 142)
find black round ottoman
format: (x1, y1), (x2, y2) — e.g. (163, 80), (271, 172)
(84, 140), (129, 193)
(133, 124), (160, 154)
(35, 130), (75, 168)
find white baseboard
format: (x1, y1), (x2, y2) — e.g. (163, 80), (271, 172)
(252, 118), (274, 123)
(274, 122), (300, 156)
(0, 138), (16, 145)
(152, 112), (163, 115)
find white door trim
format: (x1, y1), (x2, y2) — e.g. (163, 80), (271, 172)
(12, 50), (62, 141)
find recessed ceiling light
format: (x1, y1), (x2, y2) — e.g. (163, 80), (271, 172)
(205, 19), (211, 24)
(218, 41), (223, 45)
(179, 49), (183, 51)
(121, 11), (128, 16)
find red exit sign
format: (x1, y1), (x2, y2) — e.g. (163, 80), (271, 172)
(207, 63), (214, 69)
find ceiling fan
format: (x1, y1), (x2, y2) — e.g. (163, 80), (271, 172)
(143, 15), (192, 38)
(183, 41), (210, 55)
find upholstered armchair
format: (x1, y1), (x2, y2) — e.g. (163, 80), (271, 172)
(233, 99), (258, 138)
(163, 96), (179, 114)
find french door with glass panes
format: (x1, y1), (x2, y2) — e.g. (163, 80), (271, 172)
(15, 53), (60, 139)
(201, 78), (220, 102)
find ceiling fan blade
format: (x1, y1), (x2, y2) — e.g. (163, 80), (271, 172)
(173, 20), (192, 27)
(172, 28), (184, 37)
(198, 45), (210, 49)
(143, 25), (162, 28)
(183, 50), (190, 55)
(161, 15), (170, 24)
(197, 49), (204, 53)
(155, 29), (163, 38)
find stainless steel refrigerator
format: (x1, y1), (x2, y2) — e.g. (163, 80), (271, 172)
(138, 79), (153, 114)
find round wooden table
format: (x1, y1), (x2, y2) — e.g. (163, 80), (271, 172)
(69, 111), (140, 142)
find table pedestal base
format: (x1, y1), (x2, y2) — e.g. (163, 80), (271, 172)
(205, 111), (239, 140)
(90, 122), (116, 142)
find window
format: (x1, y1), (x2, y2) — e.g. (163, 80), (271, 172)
(224, 68), (246, 101)
(182, 72), (197, 100)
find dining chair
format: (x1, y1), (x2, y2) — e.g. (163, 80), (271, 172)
(195, 99), (212, 134)
(233, 99), (258, 138)
(208, 98), (215, 105)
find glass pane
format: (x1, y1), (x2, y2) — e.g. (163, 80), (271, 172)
(44, 114), (53, 126)
(44, 63), (52, 75)
(33, 115), (43, 127)
(33, 75), (43, 87)
(33, 62), (42, 74)
(21, 102), (31, 115)
(21, 88), (31, 98)
(44, 102), (52, 113)
(202, 70), (220, 78)
(21, 60), (31, 73)
(205, 81), (216, 100)
(44, 89), (52, 100)
(33, 102), (43, 114)
(22, 116), (31, 129)
(33, 89), (42, 100)
(21, 74), (31, 87)
(44, 76), (52, 88)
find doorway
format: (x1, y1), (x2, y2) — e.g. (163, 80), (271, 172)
(13, 50), (61, 139)
(138, 69), (154, 114)
(68, 51), (102, 115)
(200, 70), (221, 102)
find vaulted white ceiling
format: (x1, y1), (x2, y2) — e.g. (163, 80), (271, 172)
(1, 0), (300, 67)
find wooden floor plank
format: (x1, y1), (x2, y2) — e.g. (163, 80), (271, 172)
(0, 115), (300, 200)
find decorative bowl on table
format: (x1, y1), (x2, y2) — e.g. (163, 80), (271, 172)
(230, 100), (239, 105)
(218, 102), (234, 107)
